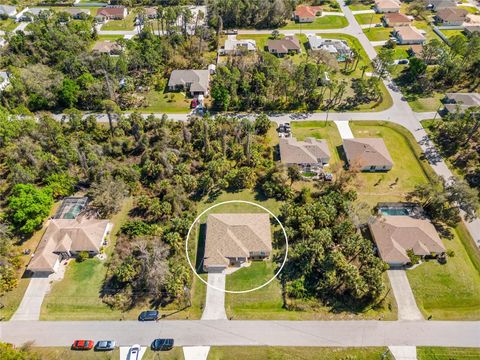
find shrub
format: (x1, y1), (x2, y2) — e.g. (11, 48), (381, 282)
(76, 251), (89, 262)
(446, 249), (455, 258)
(406, 249), (420, 265)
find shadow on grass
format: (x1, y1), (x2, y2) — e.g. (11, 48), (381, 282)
(195, 223), (207, 274)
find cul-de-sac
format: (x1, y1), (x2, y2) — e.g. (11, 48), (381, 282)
(0, 0), (479, 359)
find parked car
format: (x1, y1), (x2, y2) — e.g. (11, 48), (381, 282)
(138, 310), (159, 321)
(72, 340), (94, 350)
(128, 344), (141, 360)
(375, 23), (383, 27)
(324, 172), (333, 182)
(94, 340), (116, 351)
(151, 338), (174, 351)
(397, 59), (409, 65)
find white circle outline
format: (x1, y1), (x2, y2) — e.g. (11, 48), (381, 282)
(185, 200), (289, 294)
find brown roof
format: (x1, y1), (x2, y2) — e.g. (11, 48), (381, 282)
(394, 26), (426, 41)
(204, 213), (272, 268)
(409, 44), (423, 56)
(343, 138), (393, 169)
(294, 5), (322, 19)
(144, 7), (157, 17)
(96, 7), (125, 17)
(436, 8), (468, 22)
(369, 216), (445, 264)
(383, 13), (411, 25)
(279, 137), (330, 165)
(267, 36), (301, 54)
(28, 218), (110, 272)
(92, 40), (122, 54)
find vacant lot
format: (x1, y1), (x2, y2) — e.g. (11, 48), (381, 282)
(417, 347), (480, 360)
(30, 347), (184, 360)
(363, 27), (392, 41)
(208, 347), (393, 360)
(355, 13), (383, 25)
(282, 15), (348, 30)
(407, 92), (443, 112)
(349, 121), (430, 207)
(407, 227), (480, 320)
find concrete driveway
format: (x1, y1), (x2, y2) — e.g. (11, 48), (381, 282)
(387, 269), (423, 321)
(334, 121), (354, 139)
(201, 272), (227, 320)
(10, 276), (51, 321)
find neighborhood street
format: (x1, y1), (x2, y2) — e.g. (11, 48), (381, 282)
(1, 320), (479, 348)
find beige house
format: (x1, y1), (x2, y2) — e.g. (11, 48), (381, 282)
(294, 5), (322, 23)
(393, 26), (426, 45)
(92, 40), (122, 55)
(267, 36), (301, 56)
(279, 137), (330, 170)
(435, 8), (468, 26)
(374, 0), (400, 13)
(369, 216), (446, 265)
(343, 138), (393, 172)
(383, 13), (411, 27)
(27, 218), (112, 274)
(203, 213), (272, 272)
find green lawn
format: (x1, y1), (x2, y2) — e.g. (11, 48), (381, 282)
(406, 226), (480, 320)
(349, 3), (374, 11)
(139, 90), (191, 114)
(101, 12), (136, 31)
(208, 347), (393, 360)
(97, 34), (125, 41)
(374, 45), (409, 60)
(458, 5), (478, 13)
(354, 13), (383, 25)
(417, 347), (480, 360)
(30, 347), (184, 360)
(412, 20), (441, 42)
(440, 29), (467, 41)
(408, 92), (443, 112)
(282, 15), (348, 30)
(0, 18), (18, 32)
(363, 27), (392, 41)
(349, 121), (430, 207)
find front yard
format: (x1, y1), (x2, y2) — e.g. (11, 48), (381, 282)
(417, 347), (480, 360)
(281, 15), (348, 30)
(30, 347), (184, 359)
(407, 225), (480, 320)
(138, 90), (191, 114)
(407, 92), (443, 112)
(363, 27), (392, 41)
(354, 13), (383, 25)
(101, 12), (136, 31)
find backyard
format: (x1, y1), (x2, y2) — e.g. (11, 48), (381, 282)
(281, 15), (348, 30)
(407, 225), (480, 320)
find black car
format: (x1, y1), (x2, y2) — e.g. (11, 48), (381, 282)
(94, 340), (116, 351)
(138, 310), (159, 321)
(151, 338), (174, 351)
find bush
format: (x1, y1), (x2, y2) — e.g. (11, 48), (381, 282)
(76, 251), (89, 262)
(406, 249), (420, 265)
(446, 249), (455, 258)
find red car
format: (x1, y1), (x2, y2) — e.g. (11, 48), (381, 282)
(72, 340), (94, 350)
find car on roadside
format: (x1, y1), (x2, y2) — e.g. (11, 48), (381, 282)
(94, 340), (116, 351)
(374, 23), (383, 27)
(71, 340), (94, 350)
(128, 344), (141, 360)
(138, 310), (159, 321)
(151, 338), (174, 351)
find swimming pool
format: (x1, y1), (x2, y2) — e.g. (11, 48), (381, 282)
(380, 208), (409, 216)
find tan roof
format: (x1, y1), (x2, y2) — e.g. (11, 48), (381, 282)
(267, 36), (301, 54)
(466, 14), (480, 24)
(409, 44), (423, 56)
(144, 7), (157, 17)
(369, 216), (446, 264)
(343, 138), (393, 169)
(92, 40), (122, 54)
(96, 7), (125, 18)
(375, 0), (400, 9)
(204, 214), (272, 268)
(28, 218), (110, 272)
(436, 8), (468, 22)
(279, 137), (330, 165)
(394, 26), (426, 41)
(383, 13), (411, 24)
(294, 5), (322, 19)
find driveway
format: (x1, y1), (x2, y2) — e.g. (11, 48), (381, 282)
(201, 272), (227, 320)
(389, 346), (417, 360)
(387, 269), (423, 321)
(334, 121), (354, 139)
(10, 276), (51, 321)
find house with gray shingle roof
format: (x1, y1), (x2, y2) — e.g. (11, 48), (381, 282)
(203, 213), (272, 272)
(0, 5), (17, 17)
(343, 138), (393, 171)
(168, 69), (210, 96)
(279, 137), (330, 171)
(267, 36), (301, 56)
(369, 215), (445, 265)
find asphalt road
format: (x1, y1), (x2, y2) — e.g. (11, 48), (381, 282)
(1, 320), (479, 347)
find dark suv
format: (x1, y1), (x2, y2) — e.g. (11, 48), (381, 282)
(138, 310), (159, 321)
(151, 338), (174, 351)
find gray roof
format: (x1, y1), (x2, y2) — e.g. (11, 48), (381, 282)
(428, 0), (457, 8)
(279, 137), (330, 164)
(63, 8), (90, 16)
(224, 38), (256, 52)
(369, 215), (445, 264)
(204, 213), (272, 268)
(444, 93), (480, 113)
(168, 69), (210, 92)
(308, 35), (352, 56)
(0, 5), (16, 16)
(343, 138), (393, 169)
